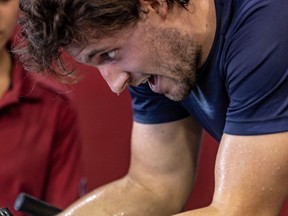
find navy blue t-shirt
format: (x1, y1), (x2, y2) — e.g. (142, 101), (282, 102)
(129, 0), (288, 142)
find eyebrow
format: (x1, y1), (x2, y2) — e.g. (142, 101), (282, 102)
(84, 47), (109, 63)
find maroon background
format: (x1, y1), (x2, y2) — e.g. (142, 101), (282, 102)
(71, 66), (288, 214)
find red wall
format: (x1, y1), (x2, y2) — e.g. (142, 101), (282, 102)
(72, 66), (132, 188)
(72, 66), (287, 214)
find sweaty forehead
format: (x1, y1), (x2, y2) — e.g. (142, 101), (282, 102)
(64, 33), (102, 57)
(67, 28), (134, 56)
(65, 37), (114, 63)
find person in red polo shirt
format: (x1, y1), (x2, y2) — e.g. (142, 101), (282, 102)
(0, 0), (86, 215)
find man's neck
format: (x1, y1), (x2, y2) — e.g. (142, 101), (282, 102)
(0, 48), (12, 99)
(185, 0), (217, 67)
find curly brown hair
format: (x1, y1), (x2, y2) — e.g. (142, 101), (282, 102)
(15, 0), (190, 78)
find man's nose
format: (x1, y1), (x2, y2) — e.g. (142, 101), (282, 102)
(98, 65), (130, 94)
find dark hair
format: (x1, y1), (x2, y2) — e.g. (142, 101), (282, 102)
(15, 0), (189, 78)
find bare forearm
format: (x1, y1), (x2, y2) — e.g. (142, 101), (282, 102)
(57, 175), (176, 216)
(173, 200), (285, 216)
(58, 118), (201, 216)
(172, 205), (218, 216)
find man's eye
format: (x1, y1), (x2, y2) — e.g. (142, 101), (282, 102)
(106, 51), (116, 59)
(99, 50), (116, 63)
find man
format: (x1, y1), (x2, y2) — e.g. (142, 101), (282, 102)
(15, 0), (288, 215)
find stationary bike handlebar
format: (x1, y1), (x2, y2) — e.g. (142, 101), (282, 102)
(14, 192), (62, 216)
(0, 208), (13, 216)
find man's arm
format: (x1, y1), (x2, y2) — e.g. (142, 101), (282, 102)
(175, 132), (288, 216)
(57, 116), (202, 216)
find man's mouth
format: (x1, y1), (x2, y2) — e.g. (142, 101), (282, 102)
(148, 75), (161, 93)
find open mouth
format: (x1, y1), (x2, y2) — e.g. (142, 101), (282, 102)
(148, 75), (156, 85)
(148, 75), (161, 93)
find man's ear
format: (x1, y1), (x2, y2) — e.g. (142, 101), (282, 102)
(138, 0), (168, 18)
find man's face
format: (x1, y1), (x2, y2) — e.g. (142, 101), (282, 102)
(69, 16), (202, 101)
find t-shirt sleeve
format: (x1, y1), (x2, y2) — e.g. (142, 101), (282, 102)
(129, 84), (190, 124)
(222, 0), (288, 135)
